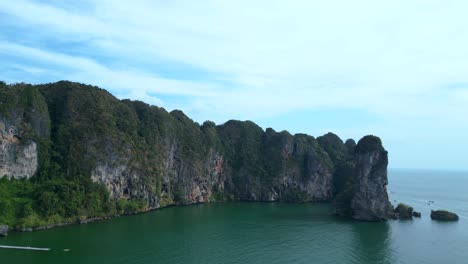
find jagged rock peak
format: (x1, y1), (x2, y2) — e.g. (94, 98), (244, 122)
(344, 139), (356, 153)
(351, 135), (393, 221)
(354, 135), (385, 153)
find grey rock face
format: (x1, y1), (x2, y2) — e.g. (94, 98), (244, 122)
(91, 164), (131, 200)
(89, 129), (334, 207)
(164, 146), (226, 205)
(0, 225), (8, 236)
(90, 144), (226, 208)
(351, 136), (393, 221)
(0, 119), (38, 179)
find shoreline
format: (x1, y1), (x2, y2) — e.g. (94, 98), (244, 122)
(6, 200), (334, 234)
(1, 200), (460, 236)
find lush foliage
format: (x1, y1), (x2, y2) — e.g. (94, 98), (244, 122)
(0, 177), (133, 229)
(355, 135), (384, 153)
(0, 82), (150, 229)
(317, 133), (356, 216)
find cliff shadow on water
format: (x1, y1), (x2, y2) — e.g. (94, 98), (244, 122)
(349, 221), (395, 264)
(0, 81), (394, 231)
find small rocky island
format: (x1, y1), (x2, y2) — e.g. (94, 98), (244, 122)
(431, 210), (459, 221)
(394, 204), (415, 219)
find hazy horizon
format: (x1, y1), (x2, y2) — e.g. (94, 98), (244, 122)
(1, 1), (467, 170)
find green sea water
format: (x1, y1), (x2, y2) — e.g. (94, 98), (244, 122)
(1, 169), (467, 264)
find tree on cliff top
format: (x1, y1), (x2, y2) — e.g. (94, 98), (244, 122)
(355, 135), (385, 153)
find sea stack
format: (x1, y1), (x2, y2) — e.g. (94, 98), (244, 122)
(351, 135), (393, 221)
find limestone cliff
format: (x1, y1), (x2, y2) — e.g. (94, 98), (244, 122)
(0, 81), (392, 222)
(0, 83), (49, 179)
(0, 121), (38, 179)
(351, 136), (393, 221)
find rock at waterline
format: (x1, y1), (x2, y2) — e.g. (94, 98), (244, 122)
(430, 210), (459, 221)
(0, 225), (8, 236)
(395, 203), (414, 219)
(412, 211), (421, 217)
(351, 135), (393, 221)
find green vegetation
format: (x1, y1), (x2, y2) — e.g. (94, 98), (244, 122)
(317, 133), (356, 216)
(317, 133), (347, 164)
(217, 120), (268, 198)
(1, 81), (220, 229)
(0, 177), (136, 229)
(355, 135), (385, 154)
(282, 190), (309, 203)
(0, 82), (151, 229)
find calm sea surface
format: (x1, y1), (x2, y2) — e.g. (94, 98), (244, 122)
(1, 169), (467, 264)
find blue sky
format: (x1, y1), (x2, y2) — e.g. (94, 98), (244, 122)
(1, 0), (467, 170)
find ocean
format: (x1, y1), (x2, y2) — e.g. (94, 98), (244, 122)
(0, 169), (466, 263)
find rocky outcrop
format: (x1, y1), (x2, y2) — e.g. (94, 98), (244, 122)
(351, 136), (393, 221)
(0, 83), (49, 179)
(219, 125), (334, 202)
(91, 164), (132, 200)
(0, 121), (38, 179)
(0, 81), (392, 222)
(395, 203), (414, 219)
(431, 210), (459, 221)
(90, 126), (333, 207)
(0, 225), (8, 236)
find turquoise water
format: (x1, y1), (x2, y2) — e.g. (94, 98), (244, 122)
(0, 169), (467, 263)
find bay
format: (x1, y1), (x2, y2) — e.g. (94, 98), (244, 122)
(0, 169), (467, 264)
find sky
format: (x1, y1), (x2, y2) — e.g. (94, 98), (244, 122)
(0, 0), (467, 170)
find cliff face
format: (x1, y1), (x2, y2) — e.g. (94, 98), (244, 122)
(28, 81), (335, 208)
(0, 120), (38, 179)
(0, 83), (49, 179)
(351, 136), (393, 221)
(88, 117), (334, 208)
(0, 81), (391, 222)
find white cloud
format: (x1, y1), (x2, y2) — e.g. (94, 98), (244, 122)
(1, 0), (468, 168)
(0, 42), (221, 105)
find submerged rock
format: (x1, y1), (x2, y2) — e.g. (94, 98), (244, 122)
(0, 225), (8, 236)
(430, 210), (459, 221)
(351, 136), (393, 221)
